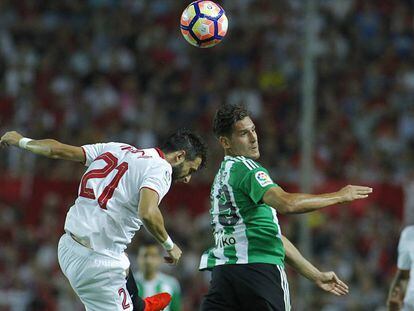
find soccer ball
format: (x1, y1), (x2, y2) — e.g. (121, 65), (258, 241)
(180, 1), (228, 48)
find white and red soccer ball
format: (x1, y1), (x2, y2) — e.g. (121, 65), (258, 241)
(180, 1), (228, 48)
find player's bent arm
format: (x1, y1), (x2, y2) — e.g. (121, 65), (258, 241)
(0, 131), (85, 163)
(282, 235), (349, 296)
(263, 185), (373, 214)
(387, 269), (410, 309)
(281, 235), (320, 281)
(138, 188), (170, 245)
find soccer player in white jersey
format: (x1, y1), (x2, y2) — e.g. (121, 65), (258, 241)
(0, 129), (206, 311)
(387, 225), (414, 311)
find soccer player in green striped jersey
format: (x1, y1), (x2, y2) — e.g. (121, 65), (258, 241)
(135, 244), (182, 311)
(199, 104), (373, 311)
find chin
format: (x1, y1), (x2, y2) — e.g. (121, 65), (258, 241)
(250, 152), (260, 160)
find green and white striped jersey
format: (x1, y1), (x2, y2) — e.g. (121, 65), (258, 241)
(135, 272), (181, 311)
(199, 156), (285, 270)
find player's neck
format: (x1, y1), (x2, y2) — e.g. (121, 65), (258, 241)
(224, 149), (237, 158)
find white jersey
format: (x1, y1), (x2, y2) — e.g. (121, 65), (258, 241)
(398, 225), (414, 308)
(64, 143), (172, 258)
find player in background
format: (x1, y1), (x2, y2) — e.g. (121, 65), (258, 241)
(199, 104), (373, 310)
(133, 243), (182, 311)
(0, 129), (206, 311)
(387, 225), (414, 311)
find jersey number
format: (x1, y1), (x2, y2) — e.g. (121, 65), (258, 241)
(217, 185), (240, 226)
(79, 152), (129, 209)
(118, 288), (131, 310)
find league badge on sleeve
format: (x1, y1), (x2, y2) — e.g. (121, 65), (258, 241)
(163, 170), (171, 187)
(255, 171), (273, 187)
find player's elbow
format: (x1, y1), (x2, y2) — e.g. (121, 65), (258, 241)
(138, 210), (150, 222)
(50, 141), (81, 161)
(138, 208), (157, 225)
(276, 191), (301, 214)
(49, 142), (67, 159)
(29, 139), (60, 159)
(264, 188), (295, 214)
(275, 202), (295, 214)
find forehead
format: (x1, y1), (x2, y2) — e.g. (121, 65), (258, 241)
(233, 117), (255, 133)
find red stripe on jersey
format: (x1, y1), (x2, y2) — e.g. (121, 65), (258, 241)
(155, 148), (165, 159)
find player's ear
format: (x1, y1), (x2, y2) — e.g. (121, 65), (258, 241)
(219, 136), (231, 149)
(176, 150), (186, 164)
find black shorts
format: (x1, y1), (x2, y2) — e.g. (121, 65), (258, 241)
(200, 263), (290, 311)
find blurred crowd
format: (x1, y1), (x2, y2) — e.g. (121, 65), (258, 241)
(1, 0), (414, 310)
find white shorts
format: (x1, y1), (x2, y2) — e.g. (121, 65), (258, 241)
(58, 233), (134, 311)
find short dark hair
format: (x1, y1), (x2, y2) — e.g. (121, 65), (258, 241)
(213, 104), (250, 138)
(161, 129), (207, 169)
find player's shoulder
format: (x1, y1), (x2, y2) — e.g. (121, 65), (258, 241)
(118, 146), (169, 165)
(103, 142), (126, 147)
(144, 150), (171, 170)
(230, 156), (265, 172)
(96, 142), (131, 152)
(82, 141), (126, 156)
(137, 150), (172, 185)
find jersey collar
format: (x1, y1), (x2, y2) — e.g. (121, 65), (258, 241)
(224, 155), (238, 160)
(155, 148), (165, 159)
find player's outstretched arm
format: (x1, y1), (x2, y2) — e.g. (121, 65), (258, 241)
(138, 188), (182, 265)
(0, 131), (85, 163)
(263, 185), (373, 214)
(281, 235), (349, 296)
(387, 269), (409, 311)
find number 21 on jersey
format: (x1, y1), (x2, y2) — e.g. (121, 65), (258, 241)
(79, 152), (128, 209)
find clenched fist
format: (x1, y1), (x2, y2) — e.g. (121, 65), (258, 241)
(0, 131), (23, 147)
(164, 244), (182, 265)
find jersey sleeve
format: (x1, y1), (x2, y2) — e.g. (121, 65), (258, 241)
(397, 227), (413, 270)
(81, 143), (107, 166)
(140, 162), (172, 204)
(237, 162), (278, 204)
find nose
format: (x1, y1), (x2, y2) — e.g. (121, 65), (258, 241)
(183, 175), (191, 183)
(249, 131), (256, 142)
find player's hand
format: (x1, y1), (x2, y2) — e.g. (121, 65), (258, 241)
(339, 185), (373, 202)
(164, 244), (182, 265)
(315, 271), (349, 296)
(0, 131), (23, 148)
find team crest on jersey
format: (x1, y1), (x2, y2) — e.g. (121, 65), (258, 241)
(255, 171), (273, 187)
